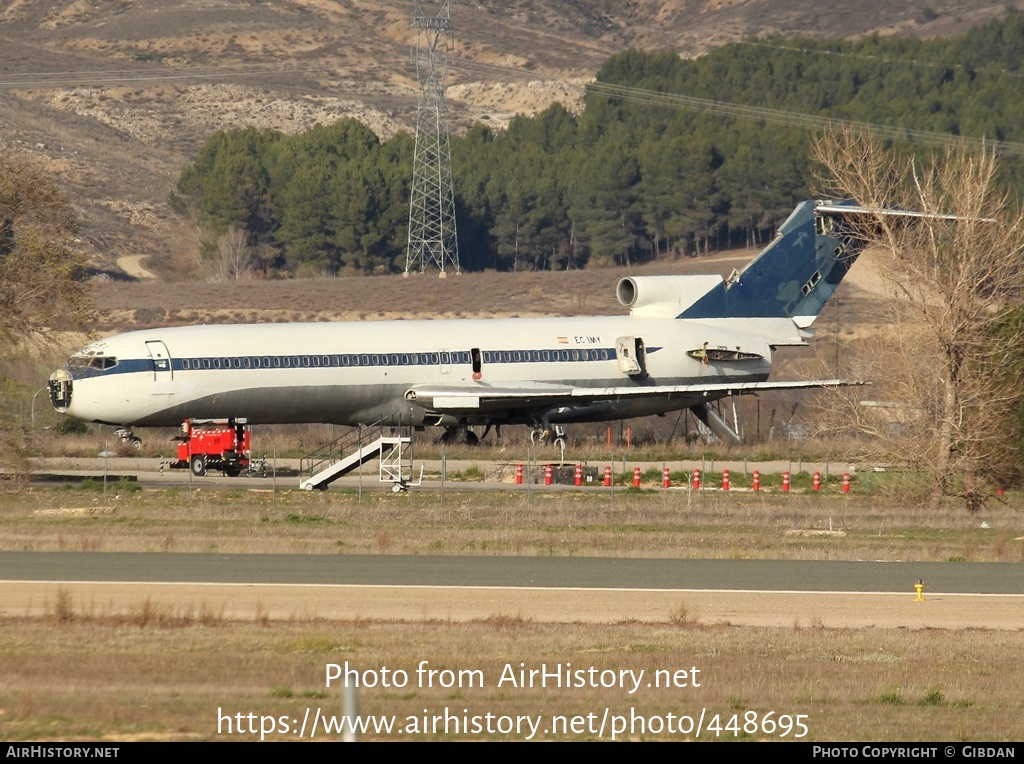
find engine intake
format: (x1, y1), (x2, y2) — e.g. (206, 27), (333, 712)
(616, 275), (723, 317)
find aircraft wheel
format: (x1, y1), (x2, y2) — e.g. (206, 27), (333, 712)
(553, 436), (567, 450)
(130, 436), (142, 450)
(391, 483), (404, 493)
(190, 454), (207, 477)
(465, 430), (479, 446)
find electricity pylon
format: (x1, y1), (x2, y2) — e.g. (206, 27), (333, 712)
(405, 0), (460, 277)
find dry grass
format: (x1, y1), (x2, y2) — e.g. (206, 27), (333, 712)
(2, 481), (1021, 742)
(87, 262), (674, 330)
(43, 586), (226, 629)
(1, 597), (1021, 741)
(2, 483), (1022, 562)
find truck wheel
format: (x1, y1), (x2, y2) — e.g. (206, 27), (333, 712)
(224, 468), (241, 478)
(190, 454), (207, 477)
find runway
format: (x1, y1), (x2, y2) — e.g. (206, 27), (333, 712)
(1, 552), (1023, 592)
(2, 553), (1021, 629)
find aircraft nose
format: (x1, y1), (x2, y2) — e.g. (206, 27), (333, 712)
(48, 368), (73, 412)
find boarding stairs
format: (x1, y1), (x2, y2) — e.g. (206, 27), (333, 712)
(299, 422), (418, 491)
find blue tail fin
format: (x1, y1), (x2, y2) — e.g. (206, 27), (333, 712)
(677, 200), (863, 326)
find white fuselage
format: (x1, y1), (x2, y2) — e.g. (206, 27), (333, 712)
(54, 314), (777, 429)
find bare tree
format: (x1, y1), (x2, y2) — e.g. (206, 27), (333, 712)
(811, 130), (1024, 509)
(0, 150), (95, 484)
(0, 150), (93, 348)
(198, 225), (258, 283)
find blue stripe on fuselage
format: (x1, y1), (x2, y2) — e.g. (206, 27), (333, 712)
(69, 347), (623, 378)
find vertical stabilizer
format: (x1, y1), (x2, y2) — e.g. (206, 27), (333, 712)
(678, 200), (862, 326)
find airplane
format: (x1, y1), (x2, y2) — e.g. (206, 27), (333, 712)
(49, 199), (877, 448)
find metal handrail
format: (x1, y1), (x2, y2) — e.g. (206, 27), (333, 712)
(299, 421), (412, 480)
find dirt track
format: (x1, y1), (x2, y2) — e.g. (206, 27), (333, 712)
(4, 582), (1021, 630)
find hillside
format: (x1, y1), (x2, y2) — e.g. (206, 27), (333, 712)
(0, 0), (1009, 278)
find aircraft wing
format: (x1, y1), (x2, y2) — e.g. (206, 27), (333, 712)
(405, 379), (863, 412)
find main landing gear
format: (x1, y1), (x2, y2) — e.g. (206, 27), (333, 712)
(439, 426), (479, 446)
(530, 425), (566, 450)
(114, 428), (142, 450)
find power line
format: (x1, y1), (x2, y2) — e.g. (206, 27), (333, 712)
(3, 39), (1018, 160)
(585, 80), (1024, 157)
(739, 39), (1024, 82)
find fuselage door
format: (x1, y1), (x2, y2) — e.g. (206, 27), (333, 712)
(145, 340), (173, 382)
(615, 336), (647, 378)
(438, 348), (452, 375)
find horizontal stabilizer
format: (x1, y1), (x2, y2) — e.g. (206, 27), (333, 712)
(816, 204), (995, 223)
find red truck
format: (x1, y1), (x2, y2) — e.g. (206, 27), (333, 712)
(174, 419), (251, 477)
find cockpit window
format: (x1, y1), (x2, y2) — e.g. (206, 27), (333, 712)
(70, 355), (118, 371)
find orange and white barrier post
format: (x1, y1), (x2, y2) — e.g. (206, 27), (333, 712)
(692, 468), (701, 490)
(633, 466), (641, 488)
(813, 471), (821, 492)
(603, 465), (612, 487)
(544, 464), (552, 486)
(842, 472), (850, 494)
(574, 463), (583, 487)
(515, 463), (523, 485)
(752, 470), (760, 492)
(662, 465), (670, 488)
(722, 469), (730, 491)
(782, 471), (791, 493)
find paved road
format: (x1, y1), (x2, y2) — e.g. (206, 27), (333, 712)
(29, 455), (863, 492)
(3, 552), (1021, 628)
(2, 552), (1022, 593)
